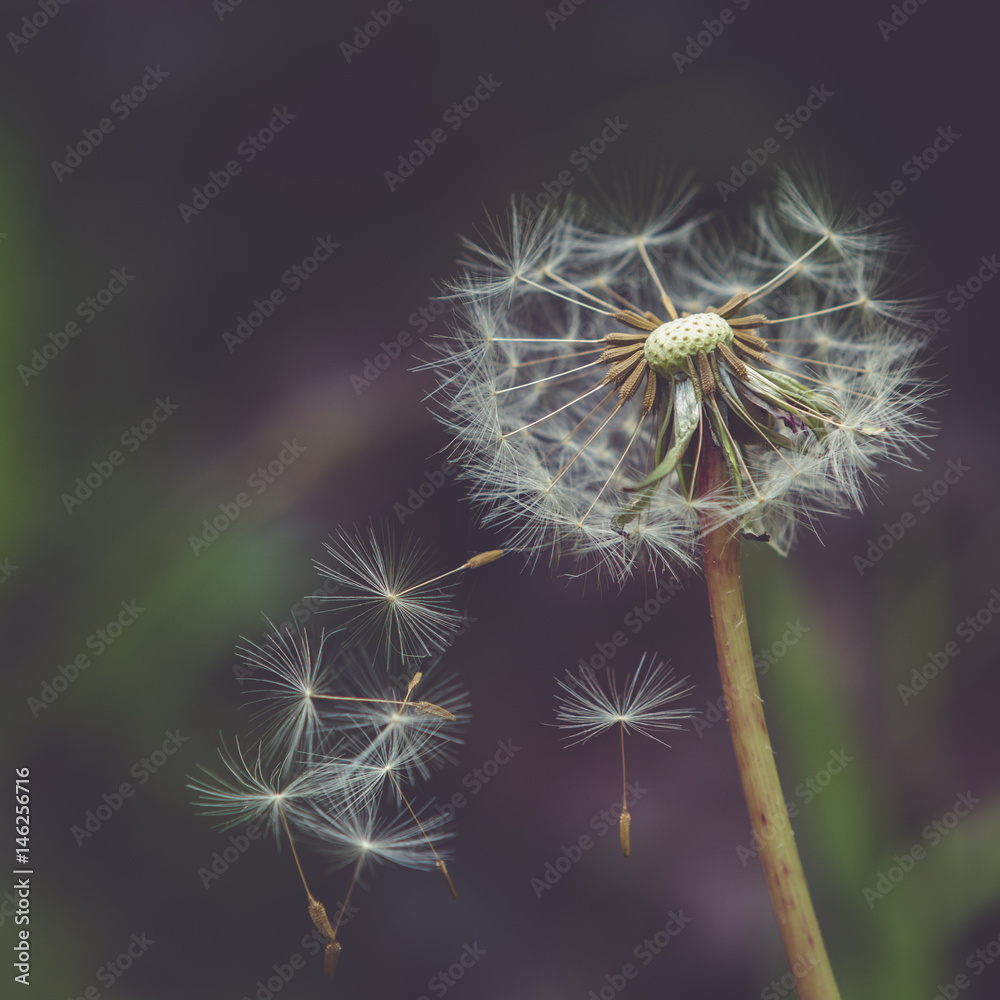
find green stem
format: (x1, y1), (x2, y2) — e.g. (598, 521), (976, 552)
(697, 440), (841, 1000)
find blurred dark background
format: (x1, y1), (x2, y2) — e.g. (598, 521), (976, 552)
(3, 1), (999, 998)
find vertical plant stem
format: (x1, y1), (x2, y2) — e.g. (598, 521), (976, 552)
(697, 442), (841, 1000)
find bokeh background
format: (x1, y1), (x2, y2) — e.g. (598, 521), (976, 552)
(3, 1), (999, 998)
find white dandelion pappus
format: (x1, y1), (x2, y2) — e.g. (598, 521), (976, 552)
(426, 174), (935, 579)
(186, 738), (314, 842)
(303, 724), (445, 812)
(554, 654), (694, 746)
(313, 525), (465, 665)
(313, 649), (470, 768)
(308, 797), (453, 877)
(555, 654), (693, 857)
(241, 620), (339, 774)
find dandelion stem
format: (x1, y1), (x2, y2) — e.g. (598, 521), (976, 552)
(697, 442), (841, 1000)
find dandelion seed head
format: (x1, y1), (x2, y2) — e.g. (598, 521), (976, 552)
(427, 172), (934, 579)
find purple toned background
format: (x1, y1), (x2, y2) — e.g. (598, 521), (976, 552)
(3, 1), (999, 998)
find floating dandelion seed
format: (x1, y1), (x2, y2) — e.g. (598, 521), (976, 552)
(241, 621), (339, 774)
(291, 795), (455, 975)
(314, 524), (502, 663)
(311, 669), (459, 725)
(187, 738), (313, 840)
(187, 740), (344, 976)
(426, 174), (934, 579)
(313, 526), (462, 664)
(301, 716), (461, 898)
(555, 655), (693, 856)
(191, 534), (485, 982)
(311, 653), (470, 767)
(304, 723), (450, 812)
(318, 794), (453, 873)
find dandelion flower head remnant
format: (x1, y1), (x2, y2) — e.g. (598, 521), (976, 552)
(428, 174), (932, 578)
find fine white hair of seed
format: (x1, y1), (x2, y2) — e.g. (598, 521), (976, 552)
(643, 313), (734, 376)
